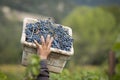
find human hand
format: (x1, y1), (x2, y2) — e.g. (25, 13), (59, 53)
(34, 35), (53, 60)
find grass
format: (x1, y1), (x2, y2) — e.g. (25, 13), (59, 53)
(0, 64), (107, 80)
(0, 64), (26, 80)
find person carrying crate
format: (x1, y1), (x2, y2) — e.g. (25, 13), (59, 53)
(34, 35), (53, 80)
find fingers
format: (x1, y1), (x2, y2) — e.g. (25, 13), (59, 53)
(34, 40), (39, 47)
(34, 40), (42, 53)
(34, 35), (53, 49)
(48, 37), (53, 48)
(41, 36), (45, 46)
(46, 35), (50, 45)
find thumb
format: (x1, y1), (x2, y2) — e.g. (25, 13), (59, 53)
(34, 40), (39, 48)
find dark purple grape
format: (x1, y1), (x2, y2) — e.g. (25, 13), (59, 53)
(25, 19), (73, 51)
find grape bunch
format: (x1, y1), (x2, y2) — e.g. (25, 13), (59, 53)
(25, 19), (73, 51)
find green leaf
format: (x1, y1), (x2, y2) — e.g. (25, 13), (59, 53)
(0, 71), (7, 80)
(112, 42), (120, 51)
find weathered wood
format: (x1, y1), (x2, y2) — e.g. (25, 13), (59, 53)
(21, 18), (74, 56)
(21, 46), (70, 73)
(20, 18), (74, 73)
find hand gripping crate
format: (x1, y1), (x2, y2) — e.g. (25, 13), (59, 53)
(20, 18), (74, 73)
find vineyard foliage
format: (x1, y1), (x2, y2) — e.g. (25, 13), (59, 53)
(50, 69), (108, 80)
(111, 35), (120, 80)
(0, 0), (120, 80)
(62, 6), (120, 64)
(0, 66), (108, 80)
(0, 54), (109, 80)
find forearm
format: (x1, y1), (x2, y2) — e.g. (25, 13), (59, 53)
(34, 35), (53, 80)
(37, 59), (49, 80)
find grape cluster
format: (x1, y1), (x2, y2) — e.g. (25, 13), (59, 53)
(25, 19), (73, 51)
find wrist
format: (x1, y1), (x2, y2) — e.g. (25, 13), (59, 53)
(40, 56), (47, 60)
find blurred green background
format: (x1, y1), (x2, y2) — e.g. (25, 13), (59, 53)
(0, 0), (120, 80)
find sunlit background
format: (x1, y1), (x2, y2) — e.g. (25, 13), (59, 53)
(0, 0), (120, 80)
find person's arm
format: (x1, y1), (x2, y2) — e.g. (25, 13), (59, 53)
(36, 59), (49, 80)
(34, 35), (53, 80)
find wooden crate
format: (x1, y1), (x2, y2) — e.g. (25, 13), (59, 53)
(20, 18), (74, 73)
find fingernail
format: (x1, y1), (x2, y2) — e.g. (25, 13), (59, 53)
(51, 37), (53, 40)
(41, 36), (43, 38)
(34, 40), (37, 43)
(34, 40), (35, 42)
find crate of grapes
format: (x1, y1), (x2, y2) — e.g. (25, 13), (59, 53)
(21, 18), (74, 73)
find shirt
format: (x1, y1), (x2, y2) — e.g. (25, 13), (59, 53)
(37, 60), (49, 80)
